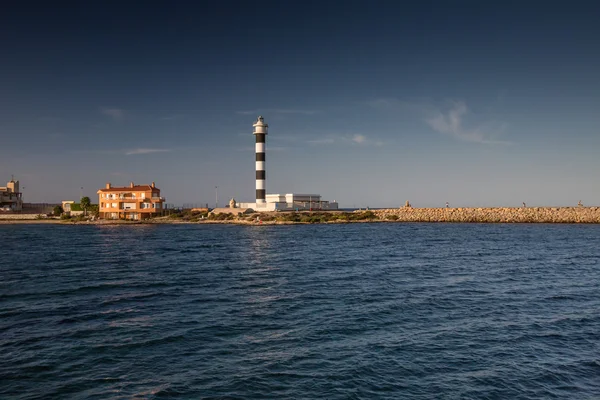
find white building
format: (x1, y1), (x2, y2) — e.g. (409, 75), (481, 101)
(239, 193), (338, 211)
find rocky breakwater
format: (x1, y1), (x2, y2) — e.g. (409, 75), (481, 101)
(373, 207), (600, 223)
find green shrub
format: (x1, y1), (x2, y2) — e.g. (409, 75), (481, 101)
(208, 212), (235, 221)
(276, 212), (301, 222)
(349, 211), (377, 220)
(331, 213), (349, 221)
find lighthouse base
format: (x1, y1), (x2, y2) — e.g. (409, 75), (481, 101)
(238, 193), (339, 212)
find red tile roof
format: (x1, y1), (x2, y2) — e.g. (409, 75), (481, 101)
(97, 185), (158, 192)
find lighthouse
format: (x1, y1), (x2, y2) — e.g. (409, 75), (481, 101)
(253, 116), (268, 205)
(236, 115), (338, 212)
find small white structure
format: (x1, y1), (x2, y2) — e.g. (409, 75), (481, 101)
(239, 193), (338, 211)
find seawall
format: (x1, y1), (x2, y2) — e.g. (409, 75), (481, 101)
(0, 214), (45, 220)
(373, 207), (600, 223)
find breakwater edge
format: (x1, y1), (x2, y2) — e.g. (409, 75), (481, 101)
(2, 206), (600, 224)
(373, 206), (600, 223)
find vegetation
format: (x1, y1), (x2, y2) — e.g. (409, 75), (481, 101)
(53, 205), (64, 216)
(88, 204), (99, 218)
(80, 197), (91, 216)
(165, 209), (210, 221)
(244, 210), (382, 224)
(208, 212), (235, 221)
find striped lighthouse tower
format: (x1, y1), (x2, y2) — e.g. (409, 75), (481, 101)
(253, 116), (268, 205)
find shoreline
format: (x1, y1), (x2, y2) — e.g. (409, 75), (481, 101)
(1, 206), (600, 225)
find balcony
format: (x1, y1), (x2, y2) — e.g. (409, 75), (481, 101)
(151, 197), (165, 201)
(104, 197), (137, 201)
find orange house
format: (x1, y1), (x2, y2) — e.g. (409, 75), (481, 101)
(97, 182), (165, 220)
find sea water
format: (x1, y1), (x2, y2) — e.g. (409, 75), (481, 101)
(1, 223), (600, 399)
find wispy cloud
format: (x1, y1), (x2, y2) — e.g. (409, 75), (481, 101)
(100, 107), (124, 120)
(236, 109), (318, 116)
(425, 101), (509, 144)
(125, 148), (171, 155)
(347, 134), (383, 146)
(368, 97), (509, 145)
(306, 134), (381, 146)
(307, 138), (335, 145)
(352, 134), (366, 144)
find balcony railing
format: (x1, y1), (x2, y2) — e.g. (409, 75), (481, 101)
(105, 197), (164, 201)
(104, 197), (137, 201)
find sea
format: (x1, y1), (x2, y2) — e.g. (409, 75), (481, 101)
(1, 223), (600, 399)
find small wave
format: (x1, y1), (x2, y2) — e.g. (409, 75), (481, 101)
(101, 291), (165, 305)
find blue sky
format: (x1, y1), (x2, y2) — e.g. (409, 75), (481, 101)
(1, 1), (599, 207)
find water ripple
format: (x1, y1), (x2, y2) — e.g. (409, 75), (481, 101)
(1, 223), (600, 398)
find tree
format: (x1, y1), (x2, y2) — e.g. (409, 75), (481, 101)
(53, 205), (64, 216)
(89, 204), (99, 218)
(80, 196), (91, 216)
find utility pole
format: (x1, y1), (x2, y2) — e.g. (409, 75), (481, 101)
(215, 186), (218, 209)
(80, 187), (83, 200)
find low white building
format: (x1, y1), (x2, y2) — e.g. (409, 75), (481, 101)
(0, 178), (23, 211)
(61, 201), (84, 216)
(239, 193), (338, 212)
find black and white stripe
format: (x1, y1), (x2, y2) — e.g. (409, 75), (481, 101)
(253, 116), (268, 204)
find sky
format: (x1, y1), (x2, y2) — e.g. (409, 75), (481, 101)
(1, 1), (599, 208)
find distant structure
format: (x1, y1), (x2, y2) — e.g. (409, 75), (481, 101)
(237, 116), (338, 212)
(97, 182), (165, 220)
(61, 200), (84, 216)
(0, 177), (23, 211)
